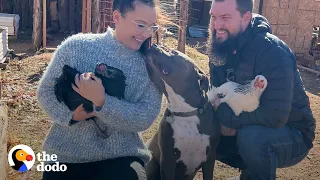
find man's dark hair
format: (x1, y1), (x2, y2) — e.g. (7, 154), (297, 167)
(112, 0), (158, 55)
(214, 0), (253, 15)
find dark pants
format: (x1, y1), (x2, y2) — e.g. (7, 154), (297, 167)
(42, 156), (146, 180)
(216, 125), (310, 180)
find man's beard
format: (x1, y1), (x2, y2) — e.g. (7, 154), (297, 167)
(207, 28), (242, 66)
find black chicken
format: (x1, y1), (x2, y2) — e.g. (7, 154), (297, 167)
(54, 62), (126, 113)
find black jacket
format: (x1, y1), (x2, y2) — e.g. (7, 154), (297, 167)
(210, 14), (316, 149)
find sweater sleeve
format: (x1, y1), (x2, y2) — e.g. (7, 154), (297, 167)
(216, 45), (294, 129)
(94, 80), (163, 132)
(36, 41), (75, 126)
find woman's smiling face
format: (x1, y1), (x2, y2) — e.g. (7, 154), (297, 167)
(113, 1), (158, 50)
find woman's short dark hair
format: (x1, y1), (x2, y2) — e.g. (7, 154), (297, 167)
(112, 0), (158, 55)
(112, 0), (155, 14)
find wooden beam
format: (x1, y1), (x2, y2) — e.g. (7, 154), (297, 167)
(32, 0), (42, 49)
(43, 0), (46, 48)
(0, 70), (2, 99)
(0, 101), (8, 180)
(92, 0), (101, 33)
(87, 0), (92, 32)
(297, 65), (320, 76)
(82, 0), (87, 32)
(177, 0), (188, 53)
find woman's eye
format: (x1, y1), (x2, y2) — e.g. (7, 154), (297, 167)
(137, 24), (145, 28)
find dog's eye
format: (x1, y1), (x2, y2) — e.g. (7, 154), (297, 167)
(171, 50), (178, 55)
(217, 93), (225, 98)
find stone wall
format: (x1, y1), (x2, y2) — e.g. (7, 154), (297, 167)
(262, 0), (320, 55)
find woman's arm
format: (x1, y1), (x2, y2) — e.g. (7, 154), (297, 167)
(36, 42), (75, 126)
(94, 81), (163, 132)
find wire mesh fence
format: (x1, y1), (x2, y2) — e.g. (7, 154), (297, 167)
(297, 26), (320, 71)
(98, 0), (182, 37)
(158, 0), (180, 38)
(97, 0), (211, 53)
(99, 0), (114, 32)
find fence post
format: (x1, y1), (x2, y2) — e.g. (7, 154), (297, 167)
(33, 0), (42, 49)
(177, 0), (188, 53)
(0, 101), (8, 180)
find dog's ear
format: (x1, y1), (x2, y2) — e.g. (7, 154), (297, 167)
(200, 75), (209, 92)
(197, 70), (209, 92)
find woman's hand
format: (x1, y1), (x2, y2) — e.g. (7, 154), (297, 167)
(72, 104), (96, 121)
(72, 72), (106, 107)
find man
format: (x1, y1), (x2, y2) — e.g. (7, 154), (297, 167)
(207, 0), (316, 179)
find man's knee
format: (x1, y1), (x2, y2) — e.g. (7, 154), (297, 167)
(237, 125), (274, 167)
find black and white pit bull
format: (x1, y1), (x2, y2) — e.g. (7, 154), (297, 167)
(145, 44), (221, 180)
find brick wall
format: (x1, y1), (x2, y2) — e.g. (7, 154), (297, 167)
(261, 0), (320, 55)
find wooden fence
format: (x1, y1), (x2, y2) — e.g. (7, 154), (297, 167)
(0, 100), (8, 180)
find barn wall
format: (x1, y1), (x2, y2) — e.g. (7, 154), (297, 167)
(0, 0), (84, 33)
(0, 0), (34, 30)
(262, 0), (320, 55)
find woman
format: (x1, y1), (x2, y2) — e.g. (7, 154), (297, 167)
(36, 0), (163, 179)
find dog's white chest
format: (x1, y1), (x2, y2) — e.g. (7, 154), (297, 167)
(170, 116), (210, 175)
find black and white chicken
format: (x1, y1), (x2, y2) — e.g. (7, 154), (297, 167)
(208, 75), (268, 116)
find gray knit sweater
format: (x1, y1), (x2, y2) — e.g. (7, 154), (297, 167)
(36, 27), (162, 164)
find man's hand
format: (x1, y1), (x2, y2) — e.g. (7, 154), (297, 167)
(72, 104), (96, 121)
(220, 124), (237, 136)
(213, 97), (221, 110)
(72, 73), (106, 107)
(211, 95), (237, 136)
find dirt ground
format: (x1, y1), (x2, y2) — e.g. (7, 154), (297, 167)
(2, 34), (320, 180)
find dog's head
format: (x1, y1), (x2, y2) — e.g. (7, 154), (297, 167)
(146, 44), (209, 109)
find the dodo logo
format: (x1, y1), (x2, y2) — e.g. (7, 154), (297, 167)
(8, 144), (35, 172)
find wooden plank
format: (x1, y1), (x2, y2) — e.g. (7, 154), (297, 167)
(0, 27), (7, 56)
(82, 0), (87, 32)
(0, 13), (19, 23)
(0, 52), (9, 63)
(177, 0), (188, 53)
(0, 12), (19, 36)
(298, 65), (320, 76)
(87, 0), (92, 32)
(0, 20), (16, 24)
(0, 101), (8, 180)
(0, 25), (14, 28)
(43, 0), (46, 48)
(92, 0), (100, 33)
(33, 0), (42, 49)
